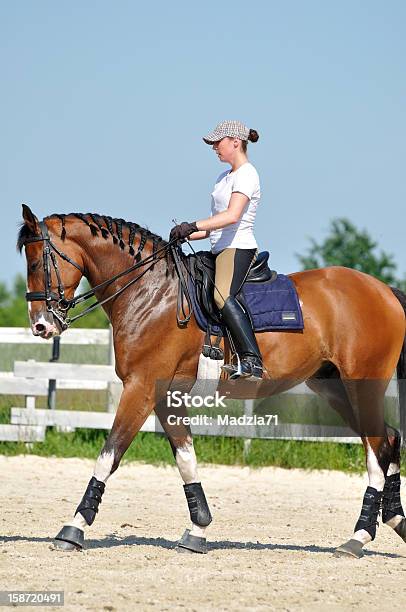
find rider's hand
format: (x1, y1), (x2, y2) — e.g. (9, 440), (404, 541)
(169, 221), (198, 243)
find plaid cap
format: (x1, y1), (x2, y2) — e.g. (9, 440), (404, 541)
(203, 120), (250, 144)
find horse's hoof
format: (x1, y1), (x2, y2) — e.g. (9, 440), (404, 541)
(334, 539), (364, 559)
(54, 525), (84, 551)
(53, 539), (81, 552)
(176, 545), (194, 554)
(394, 518), (406, 543)
(176, 529), (208, 554)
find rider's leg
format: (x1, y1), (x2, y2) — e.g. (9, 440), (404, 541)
(213, 247), (262, 379)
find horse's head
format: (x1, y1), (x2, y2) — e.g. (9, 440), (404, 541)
(18, 205), (85, 339)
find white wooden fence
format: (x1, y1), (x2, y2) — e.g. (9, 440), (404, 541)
(0, 327), (117, 441)
(0, 327), (401, 444)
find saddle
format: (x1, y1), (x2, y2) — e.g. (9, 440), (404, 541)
(187, 250), (277, 327)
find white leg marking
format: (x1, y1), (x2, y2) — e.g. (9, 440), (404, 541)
(66, 514), (88, 530)
(353, 441), (385, 545)
(365, 440), (385, 490)
(190, 524), (207, 537)
(386, 515), (403, 529)
(176, 442), (208, 537)
(387, 462), (400, 477)
(93, 450), (115, 483)
(352, 528), (373, 545)
(176, 442), (198, 484)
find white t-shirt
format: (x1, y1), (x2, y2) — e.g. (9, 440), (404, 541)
(209, 162), (260, 254)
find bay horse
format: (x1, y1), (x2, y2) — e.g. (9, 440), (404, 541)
(17, 204), (406, 558)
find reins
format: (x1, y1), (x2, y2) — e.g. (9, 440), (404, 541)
(170, 244), (194, 325)
(25, 218), (186, 329)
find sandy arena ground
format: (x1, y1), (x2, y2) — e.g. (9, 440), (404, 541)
(0, 455), (406, 611)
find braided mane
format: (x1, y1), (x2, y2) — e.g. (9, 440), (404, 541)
(17, 212), (172, 272)
(51, 213), (168, 262)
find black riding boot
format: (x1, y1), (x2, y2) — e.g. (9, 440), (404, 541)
(220, 296), (263, 379)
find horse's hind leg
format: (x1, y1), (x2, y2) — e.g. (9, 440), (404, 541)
(155, 394), (212, 554)
(54, 378), (153, 551)
(334, 379), (393, 558)
(306, 373), (395, 557)
(382, 425), (406, 542)
(306, 363), (360, 433)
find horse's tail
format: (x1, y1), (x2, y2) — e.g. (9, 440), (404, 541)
(390, 287), (406, 444)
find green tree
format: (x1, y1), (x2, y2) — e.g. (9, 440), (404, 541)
(0, 282), (10, 309)
(0, 275), (30, 326)
(71, 279), (109, 329)
(296, 218), (405, 289)
(0, 282), (12, 325)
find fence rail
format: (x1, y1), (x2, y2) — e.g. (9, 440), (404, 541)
(0, 327), (110, 345)
(0, 327), (401, 444)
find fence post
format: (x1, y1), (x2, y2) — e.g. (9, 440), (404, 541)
(243, 399), (254, 460)
(107, 325), (120, 412)
(47, 336), (60, 410)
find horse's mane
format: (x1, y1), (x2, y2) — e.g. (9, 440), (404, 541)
(17, 212), (168, 259)
(16, 224), (33, 252)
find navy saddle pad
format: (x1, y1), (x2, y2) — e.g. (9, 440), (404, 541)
(190, 274), (304, 334)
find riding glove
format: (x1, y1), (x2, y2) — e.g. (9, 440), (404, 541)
(169, 221), (198, 243)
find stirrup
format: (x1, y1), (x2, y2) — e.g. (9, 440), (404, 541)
(221, 358), (263, 381)
(221, 352), (240, 377)
(236, 355), (263, 380)
(221, 363), (238, 375)
(244, 369), (263, 381)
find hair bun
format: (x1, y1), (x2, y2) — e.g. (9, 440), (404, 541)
(248, 129), (259, 143)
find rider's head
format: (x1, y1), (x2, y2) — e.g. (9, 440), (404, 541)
(203, 120), (259, 164)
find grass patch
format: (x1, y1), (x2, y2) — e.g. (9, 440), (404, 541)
(0, 426), (390, 474)
(0, 343), (109, 371)
(0, 390), (109, 415)
(245, 438), (367, 471)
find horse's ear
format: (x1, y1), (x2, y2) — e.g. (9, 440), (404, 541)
(22, 204), (40, 234)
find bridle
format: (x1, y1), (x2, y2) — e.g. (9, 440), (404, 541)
(25, 221), (86, 329)
(24, 219), (188, 330)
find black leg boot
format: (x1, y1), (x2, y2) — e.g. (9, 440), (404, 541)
(220, 296), (263, 379)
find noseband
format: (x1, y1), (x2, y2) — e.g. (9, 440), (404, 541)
(25, 221), (85, 329)
(24, 219), (186, 330)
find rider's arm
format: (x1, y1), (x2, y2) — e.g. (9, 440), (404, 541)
(192, 192), (249, 236)
(188, 229), (210, 240)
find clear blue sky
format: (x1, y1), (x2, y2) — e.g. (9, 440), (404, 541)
(1, 0), (405, 288)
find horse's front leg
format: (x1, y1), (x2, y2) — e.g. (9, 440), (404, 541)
(155, 396), (213, 554)
(54, 377), (151, 551)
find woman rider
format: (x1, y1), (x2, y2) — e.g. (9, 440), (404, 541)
(169, 120), (262, 380)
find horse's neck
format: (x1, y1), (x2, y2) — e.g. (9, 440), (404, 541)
(82, 241), (174, 321)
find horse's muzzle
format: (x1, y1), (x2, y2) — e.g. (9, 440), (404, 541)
(31, 312), (61, 339)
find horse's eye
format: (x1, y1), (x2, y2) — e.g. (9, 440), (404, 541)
(30, 261), (40, 273)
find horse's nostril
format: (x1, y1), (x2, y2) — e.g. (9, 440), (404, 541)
(35, 323), (46, 333)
